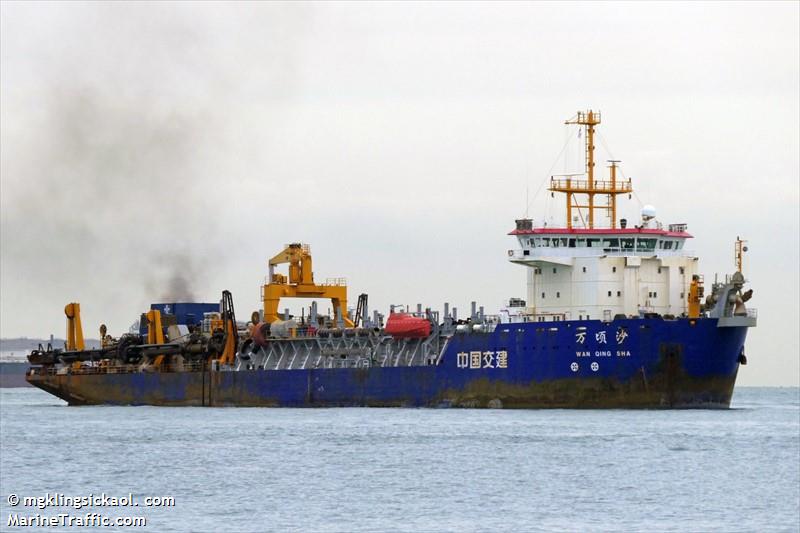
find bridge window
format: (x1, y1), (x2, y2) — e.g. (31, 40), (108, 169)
(557, 292), (561, 298)
(541, 292), (545, 299)
(658, 267), (662, 274)
(621, 238), (635, 250)
(617, 291), (621, 297)
(637, 238), (657, 252)
(679, 266), (685, 274)
(612, 266), (617, 273)
(587, 238), (600, 247)
(553, 268), (557, 274)
(607, 290), (612, 297)
(569, 239), (576, 248)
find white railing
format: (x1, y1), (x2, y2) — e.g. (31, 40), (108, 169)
(508, 248), (694, 260)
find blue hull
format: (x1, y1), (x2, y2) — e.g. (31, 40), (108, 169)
(27, 318), (748, 408)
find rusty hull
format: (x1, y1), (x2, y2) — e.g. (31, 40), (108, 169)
(26, 364), (738, 408)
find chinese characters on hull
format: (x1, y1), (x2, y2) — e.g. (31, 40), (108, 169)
(456, 350), (508, 369)
(575, 326), (631, 359)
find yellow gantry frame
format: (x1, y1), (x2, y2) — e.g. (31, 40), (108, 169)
(64, 303), (85, 351)
(145, 309), (166, 368)
(549, 111), (633, 229)
(263, 243), (353, 326)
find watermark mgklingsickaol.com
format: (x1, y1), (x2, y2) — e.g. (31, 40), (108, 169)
(5, 492), (176, 528)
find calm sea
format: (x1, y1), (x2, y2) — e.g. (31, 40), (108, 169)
(0, 387), (798, 533)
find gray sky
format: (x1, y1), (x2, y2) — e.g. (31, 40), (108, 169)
(1, 2), (798, 385)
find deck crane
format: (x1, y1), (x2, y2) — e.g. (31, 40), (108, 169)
(263, 243), (354, 327)
(64, 303), (85, 351)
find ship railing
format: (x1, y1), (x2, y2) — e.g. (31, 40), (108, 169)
(746, 308), (757, 318)
(322, 277), (347, 286)
(29, 360), (209, 376)
(549, 177), (633, 192)
(509, 248), (694, 259)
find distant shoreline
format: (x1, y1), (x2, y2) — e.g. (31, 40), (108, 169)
(1, 337), (101, 352)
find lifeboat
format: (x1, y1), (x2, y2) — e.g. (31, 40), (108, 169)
(384, 313), (431, 338)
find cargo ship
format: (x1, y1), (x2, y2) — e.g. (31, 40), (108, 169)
(26, 111), (756, 408)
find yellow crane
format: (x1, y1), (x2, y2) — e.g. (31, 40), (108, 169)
(64, 302), (85, 351)
(263, 243), (353, 327)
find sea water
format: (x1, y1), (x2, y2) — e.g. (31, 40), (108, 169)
(1, 387), (798, 532)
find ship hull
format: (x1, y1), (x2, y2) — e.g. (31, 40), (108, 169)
(26, 318), (748, 409)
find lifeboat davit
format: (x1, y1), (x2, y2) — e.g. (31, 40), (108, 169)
(384, 313), (431, 339)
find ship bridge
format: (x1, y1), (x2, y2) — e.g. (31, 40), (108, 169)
(508, 224), (694, 265)
(507, 111), (699, 322)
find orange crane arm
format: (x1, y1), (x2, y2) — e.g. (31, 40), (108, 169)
(268, 243), (313, 285)
(218, 290), (239, 366)
(64, 303), (85, 351)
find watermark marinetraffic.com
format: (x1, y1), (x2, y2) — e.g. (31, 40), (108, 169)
(5, 493), (175, 528)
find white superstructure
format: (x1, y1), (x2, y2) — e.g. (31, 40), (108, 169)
(507, 110), (699, 322)
(508, 216), (698, 321)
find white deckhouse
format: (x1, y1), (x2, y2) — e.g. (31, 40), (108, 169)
(507, 111), (698, 322)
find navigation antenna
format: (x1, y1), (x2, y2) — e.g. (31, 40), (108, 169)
(549, 110), (633, 229)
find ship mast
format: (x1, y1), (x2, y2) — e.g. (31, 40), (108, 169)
(735, 236), (748, 273)
(549, 110), (633, 229)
